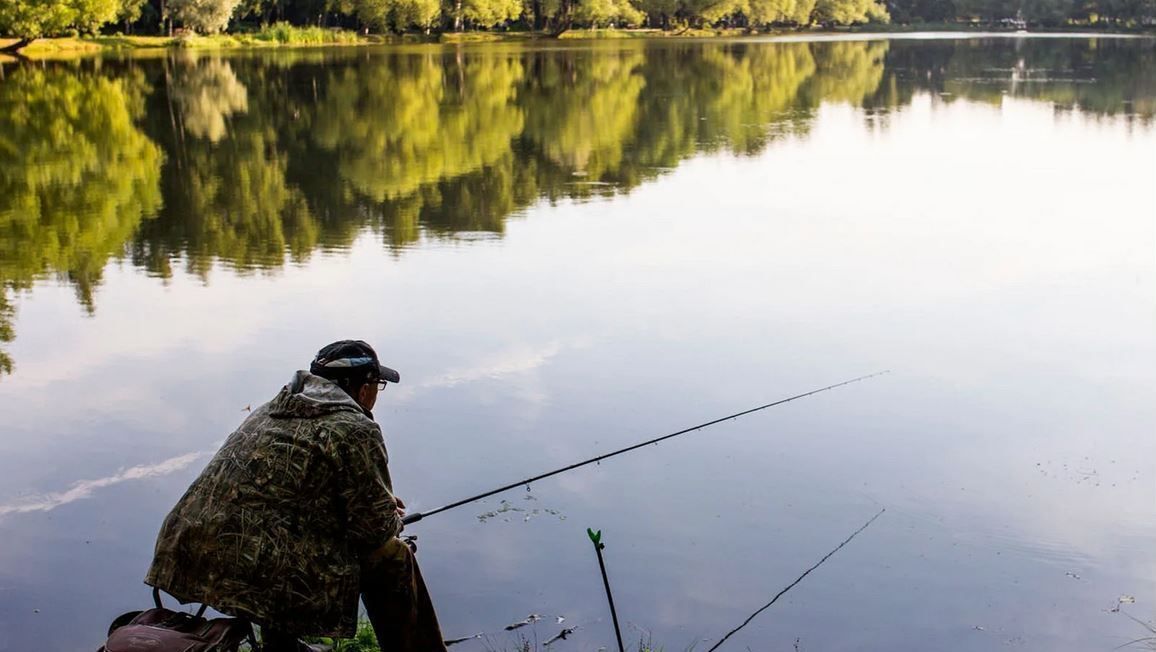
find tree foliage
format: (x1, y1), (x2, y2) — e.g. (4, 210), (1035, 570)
(814, 0), (889, 22)
(5, 0), (1156, 39)
(572, 0), (645, 25)
(0, 0), (122, 38)
(168, 0), (244, 32)
(459, 0), (524, 27)
(333, 0), (441, 29)
(0, 66), (163, 307)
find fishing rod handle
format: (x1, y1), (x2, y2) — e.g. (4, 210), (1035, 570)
(402, 512), (423, 525)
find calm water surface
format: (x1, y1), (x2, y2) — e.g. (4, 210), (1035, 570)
(1, 35), (1154, 651)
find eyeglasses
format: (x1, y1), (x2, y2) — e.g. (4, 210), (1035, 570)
(375, 380), (389, 391)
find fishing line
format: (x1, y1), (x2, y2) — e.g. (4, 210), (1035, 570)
(706, 507), (887, 652)
(403, 370), (889, 525)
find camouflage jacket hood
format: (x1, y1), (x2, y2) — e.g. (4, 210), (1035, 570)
(272, 370), (372, 420)
(146, 371), (402, 636)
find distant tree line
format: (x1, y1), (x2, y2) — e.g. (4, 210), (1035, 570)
(2, 0), (1153, 44)
(0, 0), (890, 38)
(888, 0), (1156, 25)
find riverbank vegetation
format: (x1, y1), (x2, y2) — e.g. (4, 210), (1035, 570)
(2, 0), (1153, 56)
(302, 619), (661, 651)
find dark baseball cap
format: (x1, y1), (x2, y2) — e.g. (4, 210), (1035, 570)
(310, 340), (400, 384)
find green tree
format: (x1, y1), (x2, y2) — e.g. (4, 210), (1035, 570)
(1020, 0), (1074, 23)
(341, 0), (440, 29)
(572, 0), (645, 25)
(0, 0), (121, 48)
(117, 0), (151, 31)
(953, 0), (1016, 19)
(632, 0), (678, 27)
(457, 0), (524, 27)
(746, 0), (818, 25)
(812, 0), (889, 23)
(168, 0), (243, 32)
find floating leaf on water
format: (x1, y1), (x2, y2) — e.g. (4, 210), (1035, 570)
(505, 614), (541, 631)
(544, 626), (577, 646)
(478, 500), (530, 523)
(478, 499), (564, 524)
(445, 633), (482, 646)
(1110, 595), (1137, 612)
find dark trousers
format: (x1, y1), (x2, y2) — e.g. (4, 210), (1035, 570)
(264, 538), (446, 652)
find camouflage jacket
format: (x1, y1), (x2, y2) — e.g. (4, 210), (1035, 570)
(145, 371), (403, 637)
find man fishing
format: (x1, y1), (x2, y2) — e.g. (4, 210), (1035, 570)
(145, 340), (447, 652)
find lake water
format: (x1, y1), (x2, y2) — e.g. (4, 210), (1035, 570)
(1, 34), (1154, 651)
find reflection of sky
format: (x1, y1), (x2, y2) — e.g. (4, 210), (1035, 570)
(1, 95), (1153, 651)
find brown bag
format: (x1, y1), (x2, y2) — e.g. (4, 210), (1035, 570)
(99, 590), (256, 652)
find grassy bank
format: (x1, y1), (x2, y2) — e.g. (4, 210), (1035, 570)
(857, 20), (1156, 32)
(1, 24), (383, 57)
(4, 23), (1149, 59)
(302, 620), (663, 652)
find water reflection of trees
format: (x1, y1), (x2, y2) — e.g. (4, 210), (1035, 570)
(170, 55), (251, 143)
(0, 38), (1152, 375)
(0, 66), (164, 375)
(868, 37), (1156, 120)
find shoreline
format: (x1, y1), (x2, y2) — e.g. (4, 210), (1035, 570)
(2, 25), (1151, 60)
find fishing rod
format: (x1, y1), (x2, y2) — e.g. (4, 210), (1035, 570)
(402, 370), (889, 525)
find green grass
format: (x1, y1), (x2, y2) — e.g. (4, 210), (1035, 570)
(296, 620), (668, 652)
(556, 27), (754, 38)
(245, 23), (365, 45)
(1, 24), (371, 58)
(439, 31), (536, 43)
(310, 619), (382, 652)
(0, 37), (104, 52)
(173, 24), (368, 48)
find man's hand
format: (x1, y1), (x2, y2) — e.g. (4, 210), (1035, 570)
(394, 496), (406, 518)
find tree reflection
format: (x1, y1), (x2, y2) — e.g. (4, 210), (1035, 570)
(0, 64), (163, 376)
(170, 55), (250, 144)
(870, 37), (1156, 121)
(522, 48), (647, 179)
(0, 291), (13, 376)
(312, 53), (525, 203)
(0, 38), (1152, 376)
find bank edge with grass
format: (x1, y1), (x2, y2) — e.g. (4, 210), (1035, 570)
(3, 22), (1152, 60)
